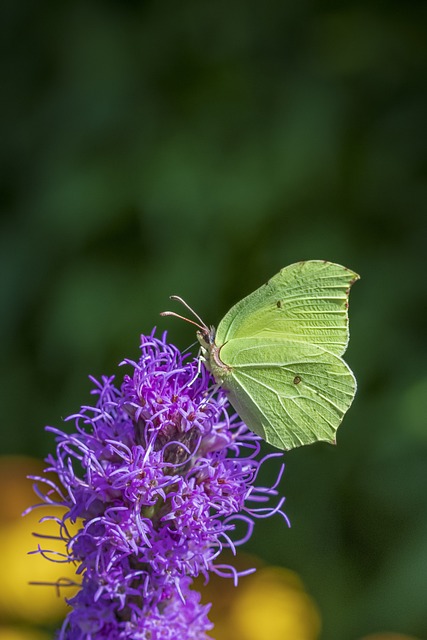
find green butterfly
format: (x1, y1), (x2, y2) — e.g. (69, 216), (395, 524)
(162, 261), (359, 451)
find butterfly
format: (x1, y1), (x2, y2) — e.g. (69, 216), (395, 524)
(162, 261), (359, 451)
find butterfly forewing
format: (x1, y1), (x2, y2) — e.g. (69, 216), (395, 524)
(216, 261), (359, 357)
(218, 337), (357, 450)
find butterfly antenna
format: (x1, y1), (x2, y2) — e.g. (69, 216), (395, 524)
(160, 295), (208, 331)
(169, 295), (207, 327)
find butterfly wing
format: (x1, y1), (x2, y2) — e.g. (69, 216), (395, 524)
(218, 336), (357, 450)
(216, 261), (359, 357)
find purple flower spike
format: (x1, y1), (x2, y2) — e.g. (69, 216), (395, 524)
(28, 330), (288, 639)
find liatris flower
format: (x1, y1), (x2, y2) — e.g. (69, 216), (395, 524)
(28, 330), (288, 639)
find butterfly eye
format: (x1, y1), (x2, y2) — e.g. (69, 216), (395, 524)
(197, 330), (209, 345)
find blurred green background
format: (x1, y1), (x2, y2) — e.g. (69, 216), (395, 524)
(1, 1), (426, 639)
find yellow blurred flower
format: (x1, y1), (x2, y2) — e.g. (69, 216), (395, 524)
(0, 457), (80, 625)
(228, 566), (321, 640)
(0, 627), (50, 640)
(200, 556), (321, 640)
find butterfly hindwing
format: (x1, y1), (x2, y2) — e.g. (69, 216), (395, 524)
(218, 337), (357, 450)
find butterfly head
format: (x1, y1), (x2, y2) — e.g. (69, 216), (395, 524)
(196, 325), (216, 347)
